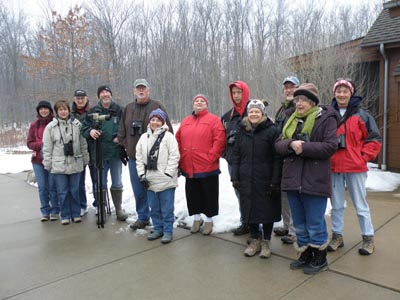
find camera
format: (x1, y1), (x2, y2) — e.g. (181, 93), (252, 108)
(147, 155), (158, 170)
(338, 134), (346, 149)
(227, 129), (237, 145)
(295, 132), (310, 142)
(63, 141), (74, 156)
(130, 120), (143, 136)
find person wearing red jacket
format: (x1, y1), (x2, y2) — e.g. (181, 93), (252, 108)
(27, 101), (59, 221)
(176, 94), (226, 235)
(329, 78), (382, 256)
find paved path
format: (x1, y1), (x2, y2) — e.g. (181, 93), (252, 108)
(1, 172), (399, 300)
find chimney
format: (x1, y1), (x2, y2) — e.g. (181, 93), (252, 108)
(384, 0), (400, 17)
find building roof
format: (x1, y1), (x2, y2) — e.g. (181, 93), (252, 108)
(361, 2), (400, 48)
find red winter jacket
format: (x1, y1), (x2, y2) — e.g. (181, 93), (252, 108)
(176, 109), (226, 178)
(27, 114), (54, 164)
(330, 96), (382, 173)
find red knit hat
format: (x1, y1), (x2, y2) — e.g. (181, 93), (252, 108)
(192, 94), (208, 106)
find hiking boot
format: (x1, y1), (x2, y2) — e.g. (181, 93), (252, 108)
(190, 219), (204, 233)
(244, 239), (261, 257)
(232, 223), (250, 236)
(147, 231), (163, 241)
(129, 220), (150, 230)
(281, 234), (296, 244)
(303, 248), (328, 274)
(359, 235), (374, 255)
(40, 215), (49, 222)
(259, 240), (271, 259)
(273, 227), (289, 236)
(202, 222), (213, 235)
(49, 214), (59, 221)
(327, 233), (344, 252)
(161, 234), (173, 244)
(290, 247), (313, 270)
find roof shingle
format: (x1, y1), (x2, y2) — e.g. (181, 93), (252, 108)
(361, 6), (400, 47)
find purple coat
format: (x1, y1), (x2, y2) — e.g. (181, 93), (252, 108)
(275, 105), (339, 198)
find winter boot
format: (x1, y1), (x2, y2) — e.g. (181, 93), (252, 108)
(110, 188), (128, 221)
(232, 223), (250, 236)
(259, 240), (271, 259)
(303, 245), (328, 274)
(290, 245), (313, 270)
(244, 239), (261, 257)
(327, 233), (344, 252)
(190, 219), (204, 233)
(359, 235), (375, 255)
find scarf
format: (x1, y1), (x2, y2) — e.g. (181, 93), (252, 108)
(282, 106), (320, 140)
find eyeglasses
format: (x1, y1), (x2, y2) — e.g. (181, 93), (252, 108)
(294, 96), (312, 104)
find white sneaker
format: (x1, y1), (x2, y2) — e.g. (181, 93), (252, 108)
(80, 208), (88, 217)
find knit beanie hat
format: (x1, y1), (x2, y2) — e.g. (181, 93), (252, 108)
(247, 99), (265, 115)
(36, 100), (53, 114)
(192, 94), (209, 106)
(149, 108), (167, 124)
(294, 83), (320, 105)
(97, 85), (112, 98)
(333, 79), (354, 95)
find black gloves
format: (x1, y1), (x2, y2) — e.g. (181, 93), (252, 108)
(140, 176), (150, 189)
(232, 181), (240, 189)
(119, 145), (128, 166)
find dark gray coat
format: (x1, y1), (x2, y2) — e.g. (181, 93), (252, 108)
(275, 105), (339, 197)
(231, 117), (282, 224)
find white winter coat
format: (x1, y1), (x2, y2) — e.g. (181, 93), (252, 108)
(42, 117), (90, 174)
(136, 124), (180, 193)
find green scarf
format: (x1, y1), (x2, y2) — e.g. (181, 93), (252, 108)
(282, 100), (293, 108)
(282, 106), (320, 140)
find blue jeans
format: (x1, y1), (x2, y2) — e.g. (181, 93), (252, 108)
(128, 159), (150, 222)
(148, 188), (175, 235)
(331, 172), (374, 236)
(102, 158), (123, 189)
(79, 167), (87, 209)
(32, 163), (59, 216)
(54, 173), (81, 220)
(287, 191), (328, 247)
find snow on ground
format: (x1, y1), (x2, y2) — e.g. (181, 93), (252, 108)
(1, 147), (400, 233)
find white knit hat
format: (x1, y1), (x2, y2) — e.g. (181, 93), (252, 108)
(247, 99), (265, 115)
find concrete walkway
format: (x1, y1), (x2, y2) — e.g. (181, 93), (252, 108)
(1, 172), (399, 300)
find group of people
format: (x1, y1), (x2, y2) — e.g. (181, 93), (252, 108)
(27, 75), (381, 270)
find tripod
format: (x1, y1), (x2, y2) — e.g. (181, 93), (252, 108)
(93, 121), (111, 228)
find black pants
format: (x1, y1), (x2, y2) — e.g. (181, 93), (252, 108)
(185, 175), (219, 217)
(249, 223), (273, 240)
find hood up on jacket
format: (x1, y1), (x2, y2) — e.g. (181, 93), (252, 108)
(229, 81), (250, 117)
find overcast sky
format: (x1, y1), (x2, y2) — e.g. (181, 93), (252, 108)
(13, 0), (383, 22)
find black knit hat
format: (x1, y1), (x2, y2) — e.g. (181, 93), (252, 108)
(36, 101), (53, 113)
(97, 85), (112, 98)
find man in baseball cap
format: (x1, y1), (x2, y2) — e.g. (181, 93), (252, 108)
(273, 75), (300, 244)
(118, 78), (173, 231)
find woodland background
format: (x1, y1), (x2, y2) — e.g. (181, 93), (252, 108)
(0, 0), (382, 147)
